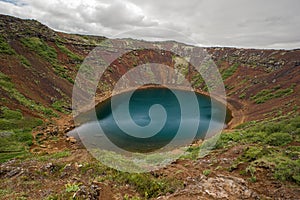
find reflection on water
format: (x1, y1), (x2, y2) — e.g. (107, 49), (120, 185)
(69, 87), (227, 153)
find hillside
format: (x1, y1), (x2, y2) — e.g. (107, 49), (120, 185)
(0, 14), (299, 199)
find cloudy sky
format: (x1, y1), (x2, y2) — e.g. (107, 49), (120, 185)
(0, 0), (299, 49)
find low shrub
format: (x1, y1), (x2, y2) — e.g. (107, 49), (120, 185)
(265, 132), (292, 146)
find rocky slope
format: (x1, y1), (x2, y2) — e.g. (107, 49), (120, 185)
(1, 14), (300, 124)
(0, 14), (299, 199)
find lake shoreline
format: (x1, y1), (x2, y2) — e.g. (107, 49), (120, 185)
(74, 84), (237, 129)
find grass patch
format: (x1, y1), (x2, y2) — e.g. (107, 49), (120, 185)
(214, 116), (300, 185)
(21, 37), (74, 83)
(108, 172), (183, 198)
(0, 106), (43, 131)
(55, 41), (83, 63)
(21, 37), (57, 63)
(52, 99), (70, 114)
(251, 84), (295, 104)
(0, 106), (43, 163)
(0, 129), (33, 163)
(181, 145), (201, 160)
(203, 169), (211, 176)
(80, 161), (183, 198)
(17, 55), (31, 67)
(36, 150), (71, 161)
(0, 72), (56, 117)
(0, 36), (16, 55)
(0, 106), (22, 120)
(222, 63), (239, 80)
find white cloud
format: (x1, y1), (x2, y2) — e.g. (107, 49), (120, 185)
(0, 0), (299, 49)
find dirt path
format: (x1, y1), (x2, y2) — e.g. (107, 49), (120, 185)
(226, 97), (247, 128)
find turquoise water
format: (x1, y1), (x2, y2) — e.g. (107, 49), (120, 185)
(71, 87), (228, 153)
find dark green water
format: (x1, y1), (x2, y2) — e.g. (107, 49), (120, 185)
(71, 87), (228, 153)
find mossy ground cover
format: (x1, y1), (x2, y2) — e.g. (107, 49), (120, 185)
(221, 63), (239, 80)
(214, 116), (300, 184)
(0, 72), (56, 117)
(20, 37), (74, 83)
(55, 41), (83, 63)
(251, 84), (295, 104)
(0, 36), (16, 55)
(0, 106), (42, 163)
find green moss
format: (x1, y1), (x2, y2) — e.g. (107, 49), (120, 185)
(222, 63), (239, 80)
(265, 132), (292, 146)
(21, 37), (74, 83)
(0, 130), (33, 163)
(20, 37), (57, 63)
(0, 106), (43, 131)
(0, 72), (14, 90)
(52, 99), (70, 113)
(0, 106), (22, 120)
(55, 41), (83, 63)
(0, 72), (57, 117)
(18, 55), (31, 67)
(181, 145), (201, 160)
(214, 116), (300, 185)
(251, 84), (294, 104)
(215, 131), (242, 149)
(0, 36), (16, 55)
(108, 172), (182, 198)
(274, 159), (300, 184)
(242, 146), (267, 162)
(203, 169), (211, 176)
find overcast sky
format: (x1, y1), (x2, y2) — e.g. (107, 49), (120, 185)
(0, 0), (299, 49)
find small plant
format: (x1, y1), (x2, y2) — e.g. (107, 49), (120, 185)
(239, 93), (246, 99)
(181, 145), (201, 160)
(52, 99), (70, 113)
(248, 176), (257, 183)
(65, 183), (80, 193)
(274, 158), (300, 184)
(203, 169), (211, 176)
(246, 165), (256, 182)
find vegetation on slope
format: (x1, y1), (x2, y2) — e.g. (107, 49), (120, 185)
(20, 37), (74, 83)
(251, 84), (295, 104)
(221, 63), (239, 80)
(0, 72), (56, 117)
(55, 41), (83, 63)
(202, 115), (300, 185)
(0, 36), (16, 55)
(0, 106), (42, 163)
